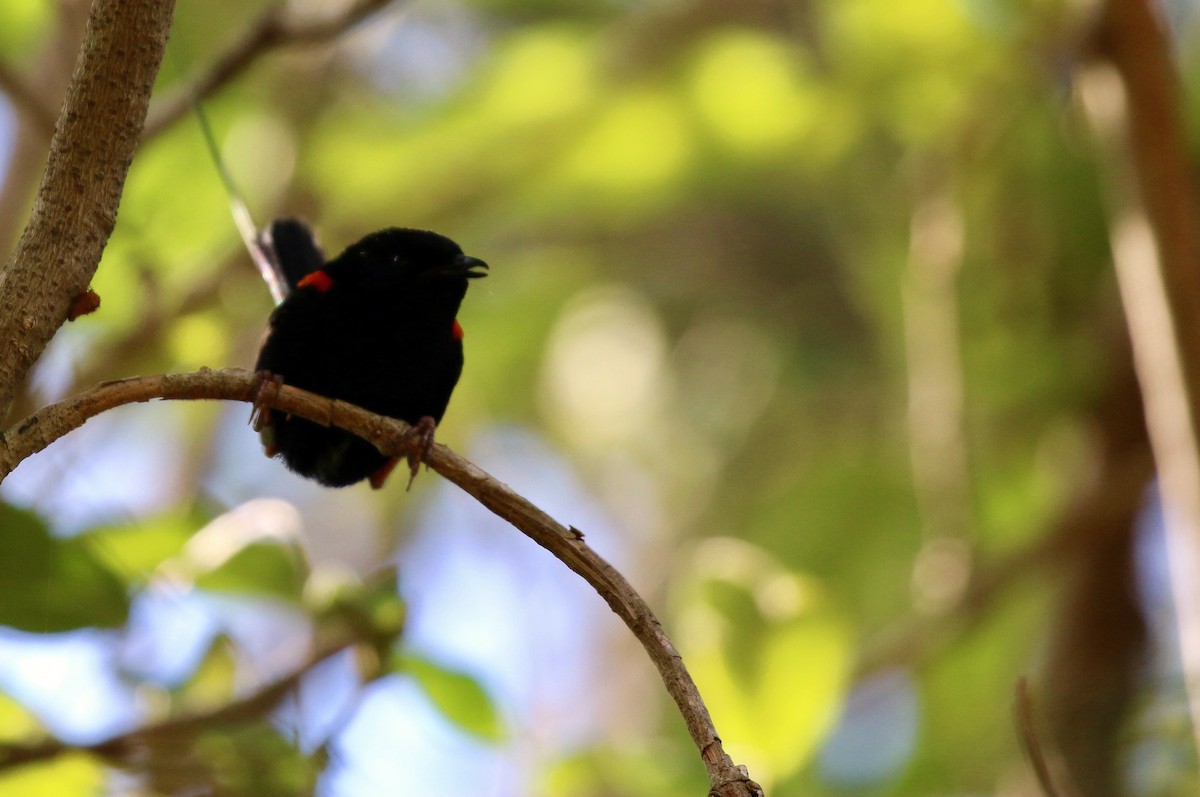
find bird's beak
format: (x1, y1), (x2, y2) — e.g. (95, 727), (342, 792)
(457, 255), (489, 279)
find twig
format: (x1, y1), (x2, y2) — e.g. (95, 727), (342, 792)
(0, 628), (365, 772)
(1015, 679), (1061, 797)
(141, 0), (393, 141)
(1015, 678), (1079, 797)
(0, 368), (763, 797)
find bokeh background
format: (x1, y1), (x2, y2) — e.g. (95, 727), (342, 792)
(0, 0), (1198, 794)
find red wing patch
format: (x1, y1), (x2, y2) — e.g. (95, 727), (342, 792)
(298, 270), (334, 292)
(452, 318), (464, 340)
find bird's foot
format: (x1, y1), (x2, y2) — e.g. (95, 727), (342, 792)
(404, 416), (438, 492)
(250, 370), (284, 433)
(367, 418), (437, 491)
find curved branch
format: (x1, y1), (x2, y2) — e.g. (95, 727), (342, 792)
(142, 0), (393, 141)
(0, 368), (763, 797)
(0, 625), (367, 772)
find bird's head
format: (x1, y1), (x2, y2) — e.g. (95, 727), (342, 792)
(331, 228), (488, 290)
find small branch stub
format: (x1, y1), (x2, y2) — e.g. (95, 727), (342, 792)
(67, 288), (101, 321)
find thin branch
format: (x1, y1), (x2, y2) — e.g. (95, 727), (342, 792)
(0, 627), (365, 772)
(1015, 678), (1076, 797)
(0, 368), (763, 797)
(0, 60), (57, 136)
(142, 0), (393, 141)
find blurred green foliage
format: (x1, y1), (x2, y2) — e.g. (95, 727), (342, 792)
(0, 0), (1195, 794)
(0, 754), (104, 797)
(0, 504), (128, 632)
(397, 653), (505, 742)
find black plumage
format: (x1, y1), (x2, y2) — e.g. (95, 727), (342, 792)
(253, 220), (487, 488)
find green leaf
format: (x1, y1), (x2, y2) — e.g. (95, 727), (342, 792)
(689, 608), (850, 780)
(539, 742), (708, 797)
(396, 653), (505, 742)
(0, 753), (103, 797)
(0, 0), (52, 59)
(81, 507), (208, 582)
(0, 504), (129, 632)
(680, 542), (852, 782)
(174, 634), (238, 713)
(0, 691), (42, 744)
(194, 542), (308, 602)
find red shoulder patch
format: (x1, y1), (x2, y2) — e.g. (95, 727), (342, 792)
(452, 318), (464, 340)
(298, 270), (333, 292)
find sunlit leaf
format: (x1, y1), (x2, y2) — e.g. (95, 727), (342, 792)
(0, 691), (41, 743)
(309, 566), (406, 658)
(680, 540), (851, 784)
(167, 313), (229, 370)
(396, 653), (504, 742)
(476, 27), (599, 128)
(688, 28), (815, 153)
(539, 743), (708, 797)
(553, 87), (694, 203)
(81, 506), (208, 582)
(0, 0), (52, 58)
(0, 753), (103, 797)
(175, 634), (238, 713)
(194, 542), (308, 602)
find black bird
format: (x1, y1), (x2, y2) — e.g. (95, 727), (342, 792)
(253, 219), (487, 489)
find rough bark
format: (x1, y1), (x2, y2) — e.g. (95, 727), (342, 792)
(0, 0), (177, 421)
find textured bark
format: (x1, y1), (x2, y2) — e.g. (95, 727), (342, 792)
(0, 0), (177, 421)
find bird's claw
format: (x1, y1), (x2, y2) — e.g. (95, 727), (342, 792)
(366, 417), (438, 491)
(250, 370), (284, 432)
(404, 416), (438, 492)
